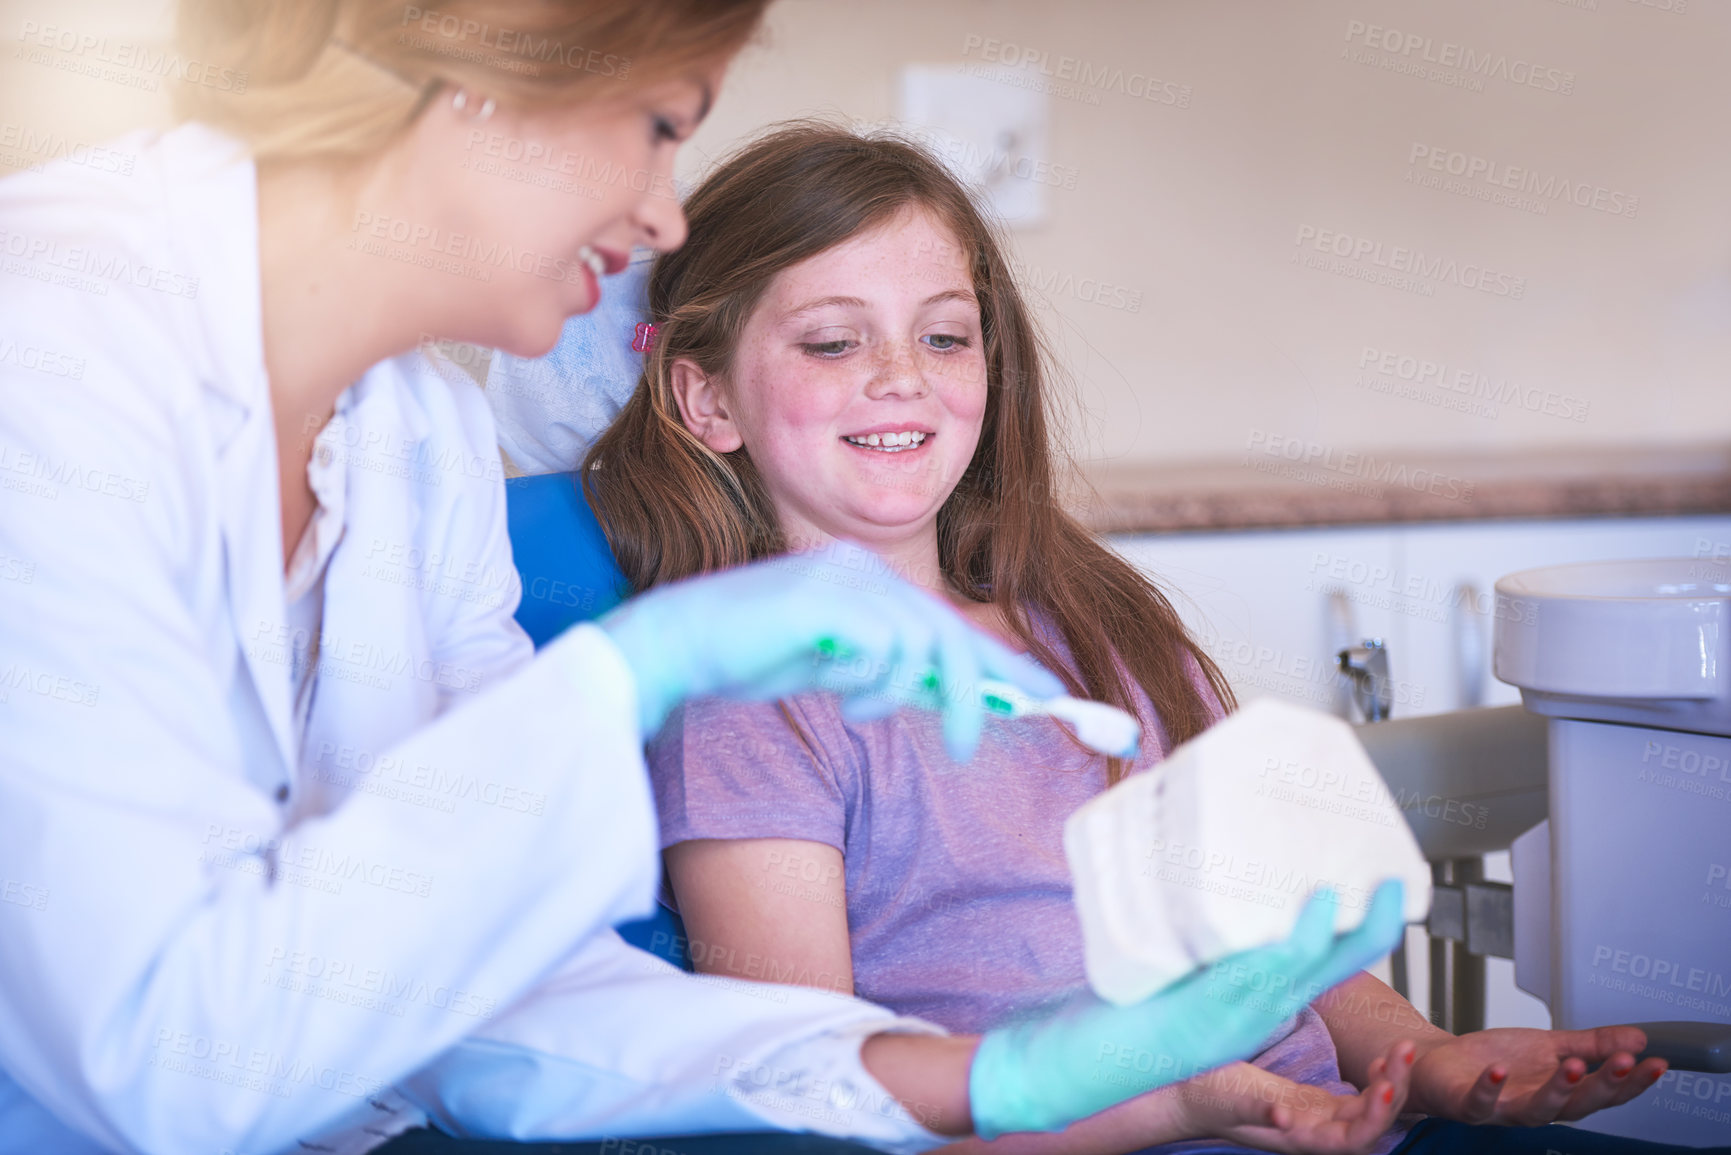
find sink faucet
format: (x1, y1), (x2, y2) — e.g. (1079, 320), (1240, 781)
(1338, 639), (1393, 722)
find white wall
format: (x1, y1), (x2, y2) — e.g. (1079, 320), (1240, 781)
(686, 0), (1731, 467)
(7, 0), (1726, 469)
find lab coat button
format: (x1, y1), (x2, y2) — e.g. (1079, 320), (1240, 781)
(275, 784), (290, 803)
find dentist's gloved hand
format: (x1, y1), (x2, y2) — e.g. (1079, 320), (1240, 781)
(969, 882), (1409, 1140)
(598, 547), (1066, 759)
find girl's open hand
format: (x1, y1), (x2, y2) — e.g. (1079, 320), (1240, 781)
(1176, 1040), (1415, 1154)
(1407, 1025), (1667, 1126)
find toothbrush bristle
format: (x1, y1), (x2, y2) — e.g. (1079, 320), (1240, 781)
(1047, 697), (1142, 758)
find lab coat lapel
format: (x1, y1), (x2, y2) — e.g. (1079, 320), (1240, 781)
(175, 127), (299, 793)
(215, 386), (299, 791)
(298, 368), (437, 817)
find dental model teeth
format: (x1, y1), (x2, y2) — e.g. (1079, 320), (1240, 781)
(577, 245), (605, 280)
(1064, 698), (1432, 1005)
(845, 431), (927, 451)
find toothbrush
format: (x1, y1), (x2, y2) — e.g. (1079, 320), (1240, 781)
(813, 638), (1142, 758)
(975, 678), (1142, 760)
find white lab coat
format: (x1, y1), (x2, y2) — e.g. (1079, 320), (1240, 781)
(0, 124), (944, 1155)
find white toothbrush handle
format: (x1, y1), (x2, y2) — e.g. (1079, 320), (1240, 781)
(978, 679), (1041, 718)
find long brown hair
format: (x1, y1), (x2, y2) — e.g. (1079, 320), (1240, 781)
(585, 123), (1233, 779)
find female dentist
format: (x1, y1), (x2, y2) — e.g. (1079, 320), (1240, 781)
(0, 2), (1405, 1153)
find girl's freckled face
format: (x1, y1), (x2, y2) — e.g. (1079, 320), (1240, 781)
(725, 208), (988, 546)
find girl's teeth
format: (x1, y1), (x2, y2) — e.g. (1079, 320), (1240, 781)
(845, 431), (927, 451)
(577, 245), (605, 279)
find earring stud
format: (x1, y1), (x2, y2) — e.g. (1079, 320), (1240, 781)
(451, 89), (495, 120)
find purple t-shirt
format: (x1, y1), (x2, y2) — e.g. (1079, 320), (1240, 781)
(647, 627), (1408, 1154)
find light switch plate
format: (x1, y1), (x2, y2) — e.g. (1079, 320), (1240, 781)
(898, 63), (1052, 227)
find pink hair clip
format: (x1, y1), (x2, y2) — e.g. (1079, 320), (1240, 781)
(632, 322), (658, 353)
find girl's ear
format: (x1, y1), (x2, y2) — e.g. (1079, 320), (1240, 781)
(669, 358), (745, 453)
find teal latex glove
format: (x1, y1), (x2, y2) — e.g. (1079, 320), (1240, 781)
(598, 548), (1066, 760)
(969, 881), (1408, 1139)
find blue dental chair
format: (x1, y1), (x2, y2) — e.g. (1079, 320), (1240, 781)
(503, 471), (630, 649)
(502, 470), (689, 972)
(376, 473), (884, 1154)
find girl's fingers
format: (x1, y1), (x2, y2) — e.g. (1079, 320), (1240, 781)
(1513, 1057), (1587, 1126)
(1355, 1079), (1398, 1135)
(1213, 1073), (1282, 1129)
(1554, 1025), (1649, 1063)
(1454, 1063), (1508, 1123)
(1359, 1081), (1403, 1150)
(1555, 1054), (1663, 1121)
(1226, 1088), (1281, 1130)
(1283, 1082), (1394, 1154)
(1624, 1058), (1670, 1103)
(1619, 1059), (1670, 1108)
(1384, 1041), (1414, 1113)
(1329, 1081), (1373, 1125)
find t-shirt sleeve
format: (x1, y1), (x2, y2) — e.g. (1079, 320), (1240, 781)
(645, 695), (849, 855)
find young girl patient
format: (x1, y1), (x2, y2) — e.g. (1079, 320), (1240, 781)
(585, 125), (1673, 1154)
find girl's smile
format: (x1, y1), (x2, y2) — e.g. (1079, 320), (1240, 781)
(841, 425), (932, 453)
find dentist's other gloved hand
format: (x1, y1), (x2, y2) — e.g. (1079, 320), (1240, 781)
(598, 547), (1066, 760)
(969, 882), (1409, 1140)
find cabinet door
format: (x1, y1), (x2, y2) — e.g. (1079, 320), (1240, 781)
(1111, 525), (1409, 715)
(1396, 515), (1731, 715)
(1115, 514), (1731, 719)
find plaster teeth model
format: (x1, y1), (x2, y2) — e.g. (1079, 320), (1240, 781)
(1063, 698), (1432, 1006)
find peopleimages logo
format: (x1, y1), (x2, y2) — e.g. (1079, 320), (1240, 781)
(1341, 20), (1575, 94)
(399, 7), (630, 79)
(0, 226), (200, 299)
(15, 21), (249, 92)
(1245, 429), (1477, 502)
(1293, 225), (1527, 300)
(1358, 346), (1591, 423)
(1408, 144), (1638, 219)
(961, 34), (1191, 107)
(348, 211), (589, 287)
(0, 122), (135, 176)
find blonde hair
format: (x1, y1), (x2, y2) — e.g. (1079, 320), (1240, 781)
(174, 0), (771, 161)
